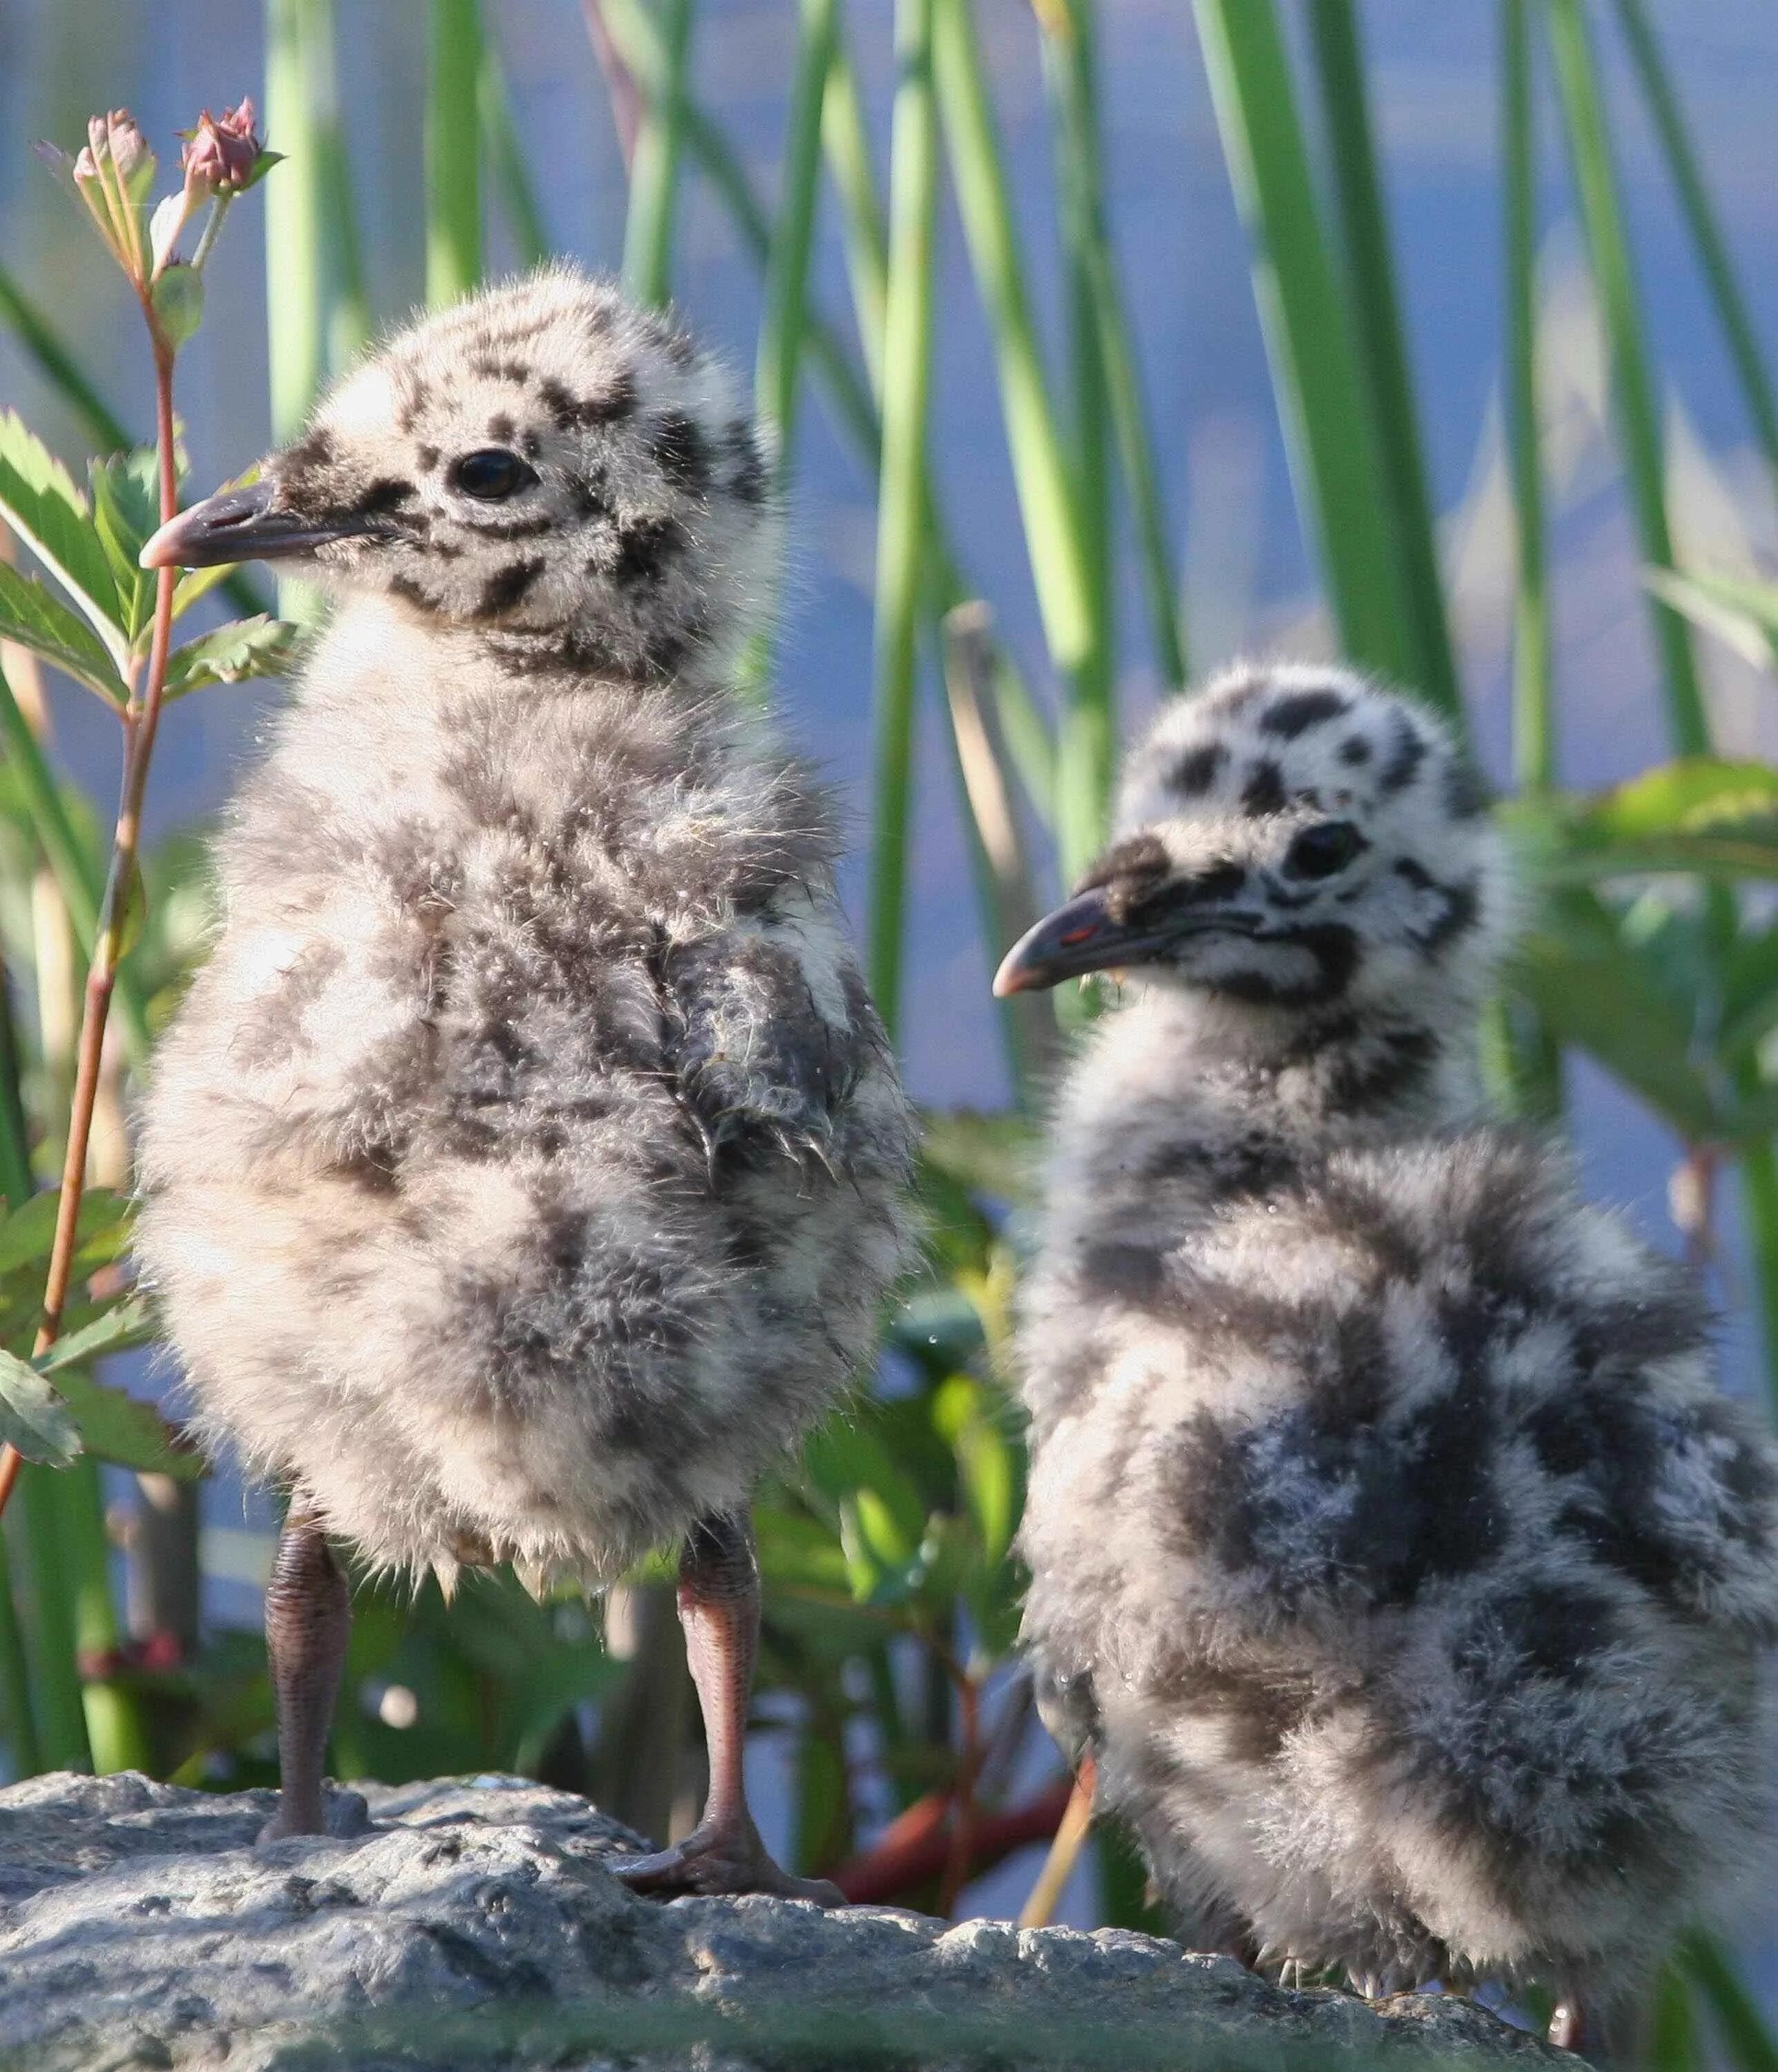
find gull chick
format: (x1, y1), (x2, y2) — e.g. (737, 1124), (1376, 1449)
(136, 267), (914, 1894)
(1000, 664), (1778, 2056)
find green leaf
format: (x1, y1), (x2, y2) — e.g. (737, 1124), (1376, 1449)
(1521, 762), (1778, 881)
(932, 1373), (1016, 1567)
(1507, 891), (1722, 1142)
(0, 410), (124, 660)
(44, 1365), (199, 1479)
(88, 447), (162, 649)
(0, 1187), (133, 1278)
(0, 1350), (79, 1467)
(164, 614), (306, 698)
(0, 563), (129, 705)
(36, 1292), (157, 1373)
(802, 1419), (928, 1553)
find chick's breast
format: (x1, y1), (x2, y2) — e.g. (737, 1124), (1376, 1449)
(136, 675), (913, 1583)
(1018, 1125), (1778, 1983)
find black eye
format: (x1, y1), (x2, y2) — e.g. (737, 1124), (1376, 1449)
(449, 448), (537, 501)
(1284, 821), (1366, 880)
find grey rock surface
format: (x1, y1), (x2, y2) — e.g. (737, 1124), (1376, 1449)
(0, 1771), (1572, 2071)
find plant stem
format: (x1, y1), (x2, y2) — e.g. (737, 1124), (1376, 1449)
(427, 0), (485, 307)
(0, 338), (181, 1523)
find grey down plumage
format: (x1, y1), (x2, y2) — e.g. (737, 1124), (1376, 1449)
(1009, 665), (1778, 2022)
(135, 268), (914, 1598)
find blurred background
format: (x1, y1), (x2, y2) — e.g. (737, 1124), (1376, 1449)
(3, 1), (1778, 2061)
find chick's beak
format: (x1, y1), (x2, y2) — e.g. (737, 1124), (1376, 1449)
(139, 480), (377, 570)
(992, 884), (1219, 996)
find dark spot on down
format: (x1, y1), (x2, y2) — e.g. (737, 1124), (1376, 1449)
(474, 557), (546, 617)
(1339, 736), (1371, 767)
(351, 477), (416, 517)
(611, 517), (688, 589)
(1260, 687), (1349, 739)
(1170, 742), (1226, 797)
(648, 412), (711, 490)
(485, 412), (515, 444)
(470, 356), (532, 383)
(1075, 833), (1169, 899)
(1444, 755), (1489, 819)
(1378, 714), (1429, 796)
(1241, 760), (1287, 817)
(725, 419), (766, 505)
(539, 372), (638, 431)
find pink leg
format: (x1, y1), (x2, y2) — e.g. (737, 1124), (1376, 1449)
(257, 1508), (351, 1843)
(612, 1513), (841, 1902)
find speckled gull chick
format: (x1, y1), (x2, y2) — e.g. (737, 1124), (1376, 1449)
(996, 664), (1778, 2058)
(135, 266), (914, 1892)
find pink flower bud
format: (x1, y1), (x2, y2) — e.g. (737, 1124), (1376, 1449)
(81, 111), (153, 191)
(180, 99), (264, 196)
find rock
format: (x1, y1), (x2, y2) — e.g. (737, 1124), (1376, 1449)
(0, 1771), (1572, 2071)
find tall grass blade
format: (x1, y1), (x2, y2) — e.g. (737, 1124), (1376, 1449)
(1492, 0), (1563, 1128)
(599, 0), (880, 459)
(0, 266), (130, 454)
(944, 603), (1061, 1097)
(1502, 0), (1553, 792)
(266, 0), (342, 440)
(1033, 0), (1189, 693)
(66, 1456), (148, 1773)
(1192, 0), (1413, 693)
(1546, 0), (1706, 756)
(867, 0), (939, 1039)
(1036, 0), (1113, 748)
(1305, 0), (1460, 720)
(1614, 0), (1778, 505)
(1680, 1932), (1778, 2072)
(822, 19), (889, 399)
(427, 0), (487, 308)
(0, 1530), (40, 1774)
(621, 0), (695, 309)
(17, 1466), (90, 1769)
(934, 0), (1101, 879)
(757, 0), (840, 482)
(481, 46), (550, 269)
(307, 0), (370, 368)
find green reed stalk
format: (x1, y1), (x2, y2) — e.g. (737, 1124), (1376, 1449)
(1494, 0), (1563, 1126)
(1546, 0), (1705, 756)
(17, 1466), (90, 1769)
(481, 48), (550, 268)
(1613, 0), (1778, 506)
(1192, 0), (1413, 690)
(265, 0), (331, 440)
(1502, 0), (1552, 793)
(621, 0), (693, 309)
(822, 20), (888, 399)
(1306, 0), (1460, 720)
(867, 0), (938, 1039)
(427, 0), (486, 307)
(934, 0), (1101, 881)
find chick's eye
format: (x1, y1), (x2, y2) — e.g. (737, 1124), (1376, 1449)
(1284, 820), (1365, 880)
(449, 448), (537, 501)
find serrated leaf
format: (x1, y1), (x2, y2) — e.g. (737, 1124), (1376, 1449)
(0, 410), (124, 660)
(0, 1186), (133, 1277)
(0, 1349), (79, 1466)
(46, 1365), (199, 1478)
(164, 614), (305, 698)
(88, 447), (162, 650)
(36, 1291), (157, 1372)
(0, 562), (130, 705)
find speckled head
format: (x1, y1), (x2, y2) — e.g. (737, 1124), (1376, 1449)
(142, 265), (777, 684)
(996, 664), (1508, 1014)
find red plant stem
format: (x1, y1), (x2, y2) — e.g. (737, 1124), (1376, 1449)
(0, 334), (180, 1522)
(938, 1669), (984, 1917)
(831, 1774), (1076, 1907)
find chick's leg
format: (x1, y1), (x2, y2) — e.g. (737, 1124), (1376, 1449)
(258, 1507), (351, 1843)
(612, 1511), (842, 1902)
